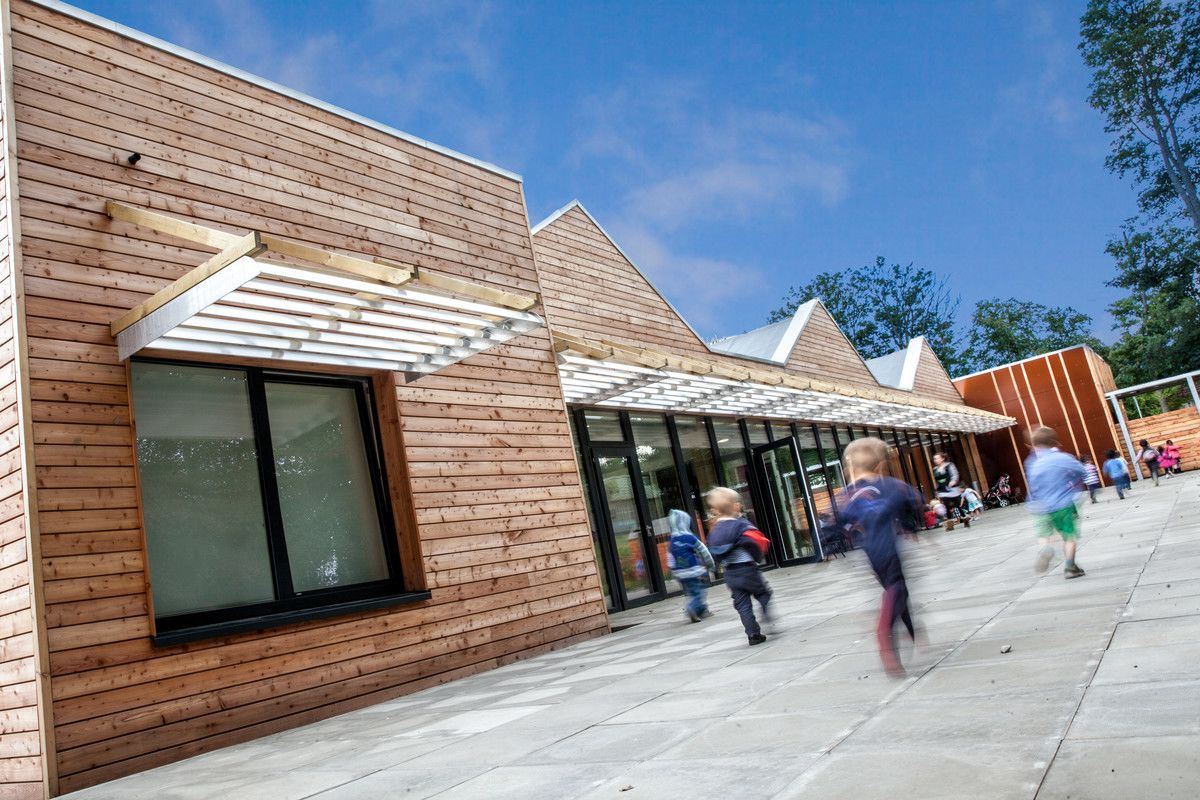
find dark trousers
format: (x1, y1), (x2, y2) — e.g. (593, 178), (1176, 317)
(724, 563), (771, 637)
(871, 556), (914, 669)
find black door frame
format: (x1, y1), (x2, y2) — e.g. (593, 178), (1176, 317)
(587, 443), (669, 610)
(751, 436), (825, 565)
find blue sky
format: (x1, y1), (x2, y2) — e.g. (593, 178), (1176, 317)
(74, 0), (1135, 342)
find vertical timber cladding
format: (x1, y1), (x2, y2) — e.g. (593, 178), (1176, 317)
(952, 347), (1124, 494)
(6, 0), (604, 792)
(0, 31), (48, 796)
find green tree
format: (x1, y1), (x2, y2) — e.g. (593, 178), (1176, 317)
(962, 298), (1104, 373)
(1104, 224), (1200, 385)
(1080, 0), (1200, 237)
(769, 257), (963, 371)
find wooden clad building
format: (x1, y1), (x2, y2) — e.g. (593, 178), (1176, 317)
(531, 202), (1011, 612)
(0, 1), (609, 795)
(952, 345), (1122, 494)
(0, 3), (1016, 796)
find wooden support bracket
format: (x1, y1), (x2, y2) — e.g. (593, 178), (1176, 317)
(110, 232), (267, 335)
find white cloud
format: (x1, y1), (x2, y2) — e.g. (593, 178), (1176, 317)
(567, 77), (853, 335)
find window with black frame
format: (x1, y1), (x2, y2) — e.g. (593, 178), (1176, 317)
(130, 360), (417, 643)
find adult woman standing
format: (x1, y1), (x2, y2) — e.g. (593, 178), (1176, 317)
(932, 452), (971, 528)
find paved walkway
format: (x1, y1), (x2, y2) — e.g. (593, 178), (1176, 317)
(67, 474), (1200, 799)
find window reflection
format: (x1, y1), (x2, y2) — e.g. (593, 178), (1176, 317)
(629, 414), (687, 586)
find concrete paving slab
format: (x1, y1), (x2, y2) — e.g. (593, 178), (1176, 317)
(1108, 614), (1200, 649)
(516, 721), (696, 765)
(773, 739), (1057, 800)
(1090, 640), (1200, 685)
(575, 754), (821, 799)
(1036, 735), (1200, 800)
(1067, 679), (1200, 739)
(57, 473), (1200, 800)
(305, 766), (488, 799)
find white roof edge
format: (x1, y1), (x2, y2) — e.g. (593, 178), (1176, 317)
(27, 0), (522, 183)
(951, 343), (1096, 382)
(898, 337), (924, 391)
(530, 199), (715, 351)
(768, 299), (818, 363)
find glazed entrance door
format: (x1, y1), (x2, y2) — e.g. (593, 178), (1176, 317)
(753, 438), (822, 564)
(590, 448), (665, 607)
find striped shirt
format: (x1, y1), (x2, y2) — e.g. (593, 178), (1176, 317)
(1082, 462), (1100, 487)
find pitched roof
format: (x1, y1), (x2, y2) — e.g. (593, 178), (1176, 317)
(866, 339), (922, 390)
(708, 301), (818, 363)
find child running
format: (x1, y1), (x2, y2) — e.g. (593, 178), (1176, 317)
(1081, 454), (1102, 504)
(704, 487), (772, 646)
(666, 509), (715, 623)
(1103, 449), (1131, 500)
(836, 437), (924, 677)
(1026, 426), (1086, 579)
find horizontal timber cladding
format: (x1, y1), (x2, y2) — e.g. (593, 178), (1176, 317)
(531, 205), (961, 397)
(1123, 406), (1200, 476)
(5, 0), (605, 792)
(909, 339), (965, 405)
(1, 56), (48, 797)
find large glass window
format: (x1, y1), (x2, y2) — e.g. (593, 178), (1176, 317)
(674, 416), (719, 537)
(629, 415), (687, 586)
(131, 361), (407, 642)
(584, 410), (624, 442)
(814, 426), (846, 492)
(745, 421), (770, 446)
(711, 418), (758, 527)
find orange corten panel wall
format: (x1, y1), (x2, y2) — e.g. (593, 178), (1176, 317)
(2, 0), (605, 793)
(911, 339), (965, 405)
(0, 49), (48, 798)
(953, 347), (1122, 494)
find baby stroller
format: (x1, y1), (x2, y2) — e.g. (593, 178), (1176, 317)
(984, 474), (1015, 508)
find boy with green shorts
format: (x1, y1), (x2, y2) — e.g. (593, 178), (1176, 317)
(1025, 426), (1086, 579)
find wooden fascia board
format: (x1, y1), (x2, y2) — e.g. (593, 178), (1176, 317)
(109, 232), (266, 335)
(399, 262), (538, 312)
(106, 200), (241, 249)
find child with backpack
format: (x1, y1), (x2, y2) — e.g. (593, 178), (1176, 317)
(666, 509), (715, 623)
(704, 487), (772, 646)
(1138, 439), (1161, 486)
(1102, 449), (1130, 500)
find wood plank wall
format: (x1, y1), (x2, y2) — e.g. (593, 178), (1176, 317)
(784, 304), (881, 389)
(910, 339), (964, 405)
(531, 206), (717, 359)
(953, 347), (1123, 494)
(0, 59), (46, 798)
(6, 1), (605, 792)
(1122, 406), (1199, 476)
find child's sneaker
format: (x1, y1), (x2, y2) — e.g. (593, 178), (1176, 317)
(748, 633), (767, 646)
(1064, 564), (1086, 580)
(1034, 545), (1053, 574)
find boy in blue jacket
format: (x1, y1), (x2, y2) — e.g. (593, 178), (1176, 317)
(667, 509), (715, 622)
(1026, 427), (1086, 579)
(837, 437), (924, 677)
(705, 487), (772, 645)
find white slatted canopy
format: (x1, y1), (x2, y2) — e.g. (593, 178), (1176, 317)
(107, 203), (543, 374)
(554, 333), (1014, 434)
